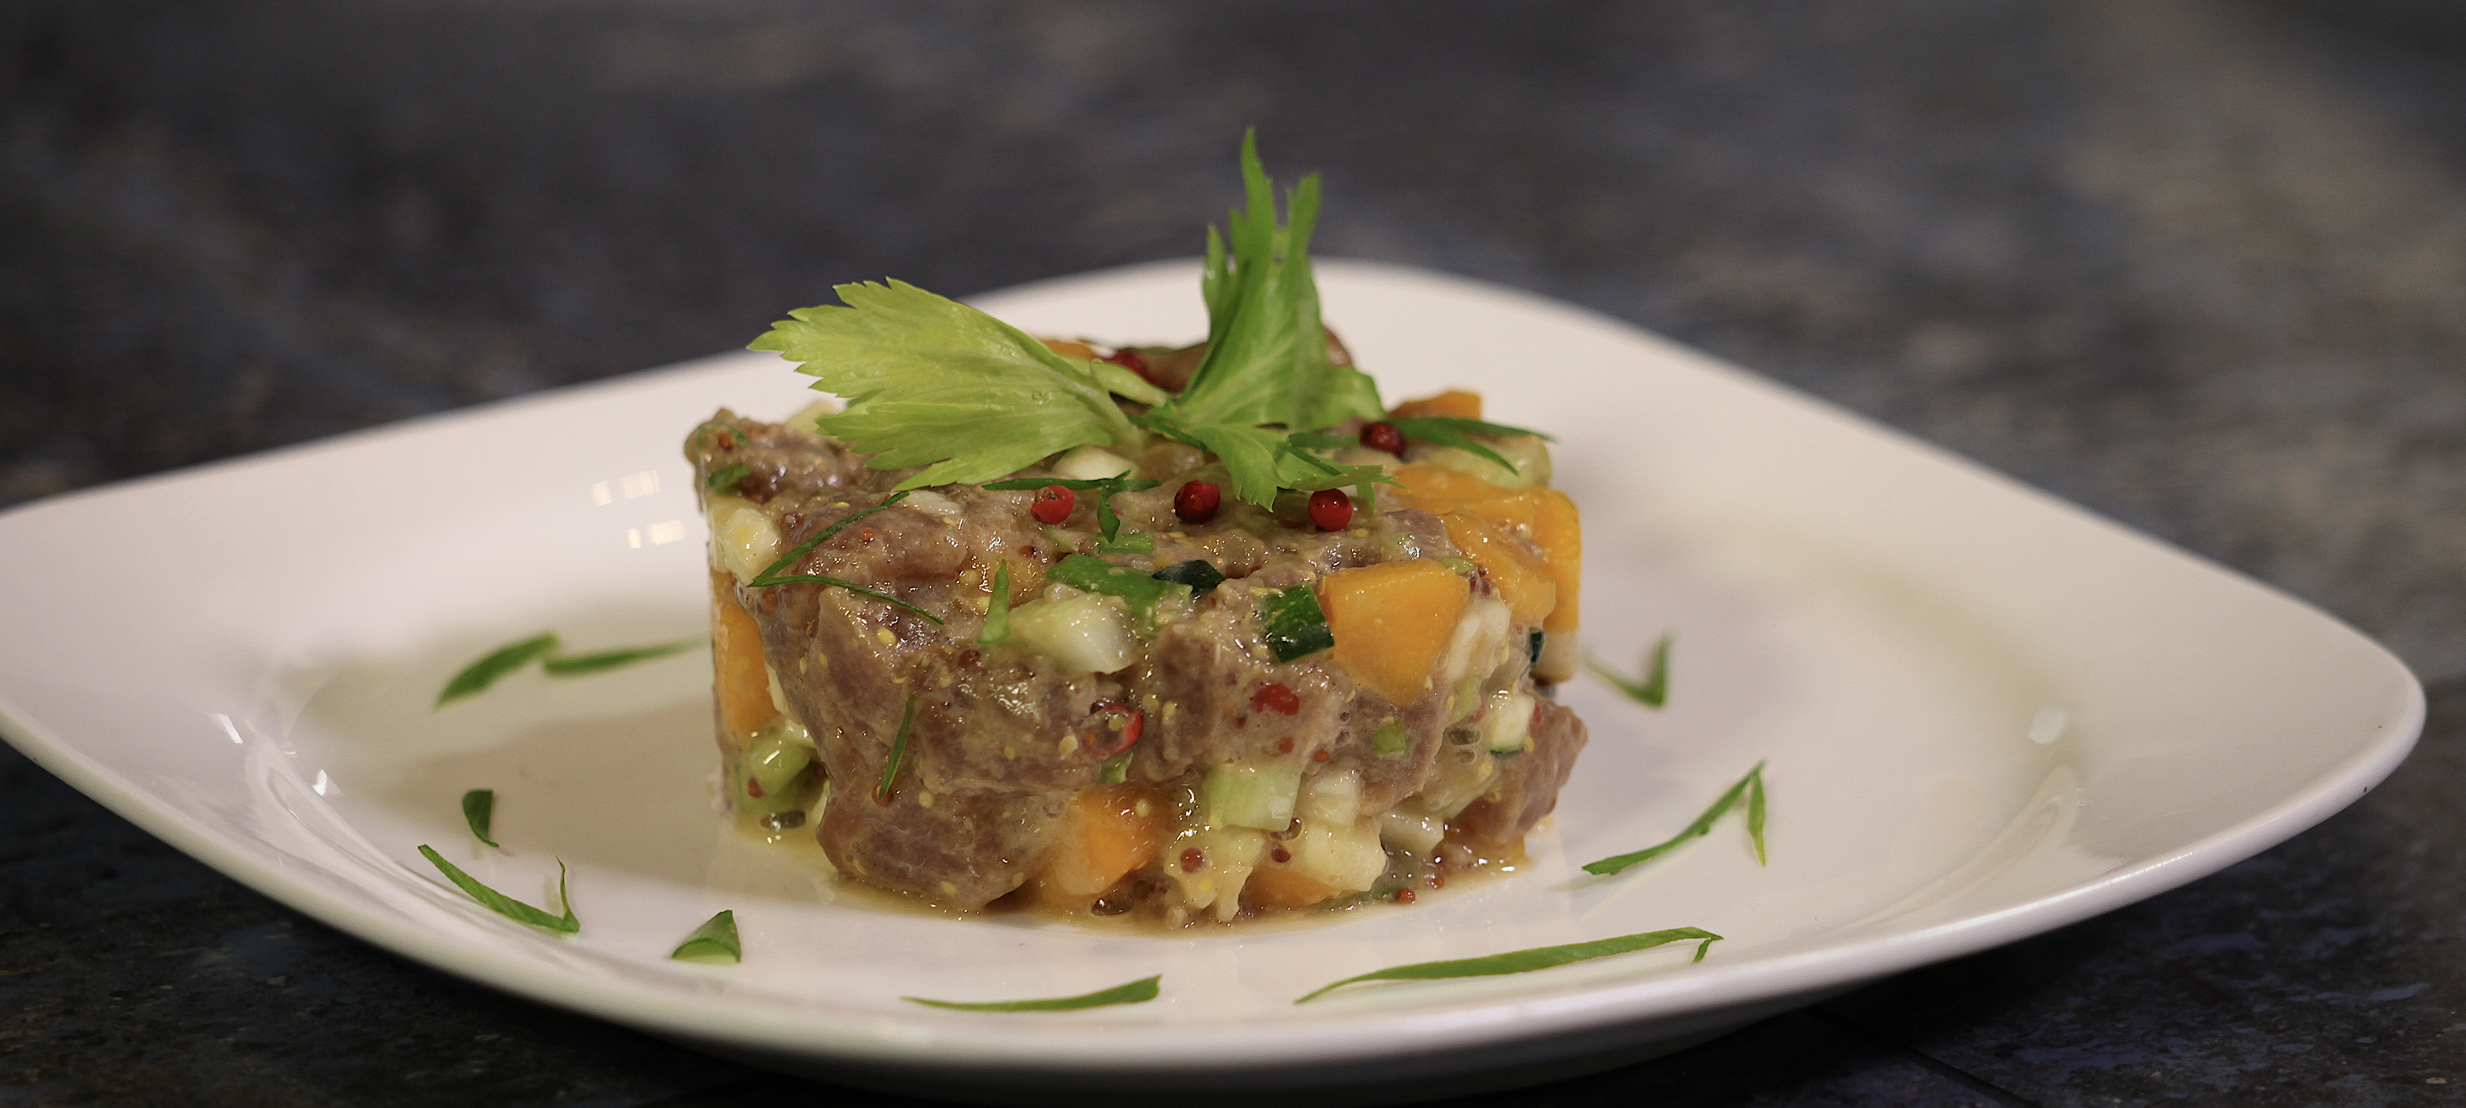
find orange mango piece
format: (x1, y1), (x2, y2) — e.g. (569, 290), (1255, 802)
(1037, 784), (1164, 902)
(710, 570), (780, 739)
(1320, 560), (1472, 705)
(1245, 865), (1339, 911)
(1389, 389), (1483, 421)
(1441, 514), (1557, 628)
(1532, 489), (1582, 634)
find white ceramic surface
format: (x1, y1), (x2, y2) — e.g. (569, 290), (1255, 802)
(0, 261), (2422, 1103)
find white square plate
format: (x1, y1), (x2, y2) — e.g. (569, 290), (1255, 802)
(0, 261), (2422, 1103)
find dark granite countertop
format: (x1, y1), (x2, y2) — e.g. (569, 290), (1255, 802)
(7, 2), (2466, 1104)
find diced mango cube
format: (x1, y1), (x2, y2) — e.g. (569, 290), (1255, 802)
(1319, 560), (1471, 705)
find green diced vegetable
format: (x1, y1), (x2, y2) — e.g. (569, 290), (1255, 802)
(670, 910), (742, 964)
(1261, 585), (1334, 661)
(1200, 760), (1304, 831)
(1151, 559), (1226, 597)
(1097, 531), (1155, 554)
(1372, 720), (1409, 757)
(1049, 554), (1190, 620)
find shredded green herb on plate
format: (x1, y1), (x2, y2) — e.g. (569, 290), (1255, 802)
(1295, 928), (1721, 1003)
(436, 631), (702, 707)
(417, 845), (578, 934)
(1581, 761), (1768, 876)
(906, 974), (1161, 1012)
(460, 789), (499, 848)
(1587, 632), (1672, 708)
(670, 910), (742, 964)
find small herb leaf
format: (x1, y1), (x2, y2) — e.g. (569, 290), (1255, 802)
(1295, 928), (1721, 1003)
(705, 463), (750, 494)
(670, 910), (742, 964)
(1581, 761), (1768, 876)
(437, 633), (559, 707)
(976, 561), (1013, 649)
(1587, 633), (1671, 708)
(417, 845), (579, 933)
(873, 693), (919, 805)
(746, 492), (944, 624)
(461, 789), (500, 849)
(541, 637), (701, 676)
(906, 974), (1162, 1012)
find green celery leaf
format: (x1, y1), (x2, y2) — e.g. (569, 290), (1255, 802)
(1581, 761), (1768, 876)
(437, 633), (559, 708)
(1154, 133), (1384, 506)
(460, 789), (500, 849)
(1296, 928), (1721, 1003)
(750, 280), (1142, 488)
(541, 637), (701, 676)
(670, 910), (742, 964)
(906, 974), (1162, 1012)
(418, 845), (578, 933)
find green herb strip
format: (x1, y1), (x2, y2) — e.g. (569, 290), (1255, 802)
(417, 845), (579, 933)
(437, 633), (559, 707)
(1049, 553), (1184, 616)
(1386, 417), (1550, 476)
(1587, 633), (1672, 708)
(873, 694), (919, 805)
(1261, 585), (1334, 662)
(975, 561), (1013, 649)
(705, 463), (750, 494)
(461, 789), (500, 848)
(541, 637), (700, 676)
(746, 491), (943, 624)
(984, 476), (1159, 545)
(669, 909), (742, 964)
(1285, 431), (1352, 451)
(1295, 928), (1720, 1003)
(906, 974), (1162, 1012)
(1151, 559), (1226, 597)
(1580, 761), (1768, 876)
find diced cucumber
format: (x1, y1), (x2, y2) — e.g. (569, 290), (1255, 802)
(1479, 689), (1537, 752)
(1007, 592), (1138, 674)
(1284, 812), (1386, 895)
(1151, 559), (1226, 597)
(1200, 760), (1305, 831)
(1379, 802), (1447, 855)
(737, 720), (821, 818)
(1372, 719), (1410, 757)
(1261, 585), (1334, 662)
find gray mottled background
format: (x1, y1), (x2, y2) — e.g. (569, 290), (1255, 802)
(5, 2), (2466, 1105)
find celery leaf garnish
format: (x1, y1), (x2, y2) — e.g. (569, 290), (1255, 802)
(1581, 761), (1768, 876)
(418, 845), (579, 933)
(1295, 928), (1720, 1003)
(670, 910), (742, 964)
(750, 281), (1152, 489)
(906, 974), (1161, 1012)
